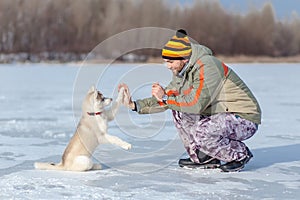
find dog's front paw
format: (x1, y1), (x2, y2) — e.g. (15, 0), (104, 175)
(122, 143), (132, 150)
(116, 87), (125, 103)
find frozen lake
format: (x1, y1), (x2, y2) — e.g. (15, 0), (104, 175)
(0, 62), (300, 199)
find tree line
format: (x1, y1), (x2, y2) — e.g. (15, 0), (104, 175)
(1, 0), (300, 60)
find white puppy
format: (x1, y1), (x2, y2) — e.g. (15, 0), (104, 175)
(34, 86), (131, 171)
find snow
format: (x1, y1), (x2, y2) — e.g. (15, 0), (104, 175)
(0, 63), (300, 199)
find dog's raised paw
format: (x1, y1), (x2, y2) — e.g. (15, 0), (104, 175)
(123, 143), (132, 150)
(116, 87), (125, 103)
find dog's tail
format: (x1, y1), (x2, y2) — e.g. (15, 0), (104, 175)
(34, 162), (65, 171)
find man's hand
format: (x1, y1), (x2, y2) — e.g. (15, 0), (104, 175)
(118, 83), (135, 110)
(152, 82), (166, 102)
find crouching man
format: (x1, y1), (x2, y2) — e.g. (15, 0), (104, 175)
(120, 29), (261, 172)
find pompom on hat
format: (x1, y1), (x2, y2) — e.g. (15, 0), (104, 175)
(162, 29), (192, 60)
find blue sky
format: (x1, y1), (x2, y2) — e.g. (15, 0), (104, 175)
(178, 0), (300, 20)
(219, 0), (300, 20)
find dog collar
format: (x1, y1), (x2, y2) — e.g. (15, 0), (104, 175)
(87, 112), (102, 116)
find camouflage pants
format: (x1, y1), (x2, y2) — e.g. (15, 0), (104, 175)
(172, 111), (258, 163)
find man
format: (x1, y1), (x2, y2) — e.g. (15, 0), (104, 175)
(120, 29), (261, 172)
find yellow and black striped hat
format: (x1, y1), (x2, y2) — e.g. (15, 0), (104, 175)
(162, 29), (192, 60)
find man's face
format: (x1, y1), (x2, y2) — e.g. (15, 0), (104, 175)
(163, 59), (188, 75)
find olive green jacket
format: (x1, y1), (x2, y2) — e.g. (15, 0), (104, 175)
(136, 44), (262, 124)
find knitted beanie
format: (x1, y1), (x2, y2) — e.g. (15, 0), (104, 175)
(161, 29), (192, 60)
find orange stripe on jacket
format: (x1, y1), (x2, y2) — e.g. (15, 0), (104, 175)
(167, 60), (205, 107)
(222, 62), (228, 76)
(166, 90), (180, 96)
(183, 86), (194, 95)
(158, 101), (165, 106)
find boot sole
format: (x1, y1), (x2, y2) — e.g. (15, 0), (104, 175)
(220, 154), (253, 172)
(220, 165), (244, 172)
(179, 163), (221, 169)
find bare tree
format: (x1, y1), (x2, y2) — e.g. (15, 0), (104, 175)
(1, 0), (300, 60)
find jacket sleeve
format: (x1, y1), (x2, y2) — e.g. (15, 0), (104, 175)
(166, 58), (226, 114)
(136, 96), (168, 114)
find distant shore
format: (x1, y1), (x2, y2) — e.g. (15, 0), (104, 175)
(148, 55), (300, 63)
(217, 55), (300, 63)
(1, 53), (300, 64)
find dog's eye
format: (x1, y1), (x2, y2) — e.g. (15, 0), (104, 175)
(96, 92), (103, 100)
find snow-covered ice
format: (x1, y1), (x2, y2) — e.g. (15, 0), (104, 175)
(0, 62), (299, 199)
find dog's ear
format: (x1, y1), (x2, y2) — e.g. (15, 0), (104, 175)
(88, 85), (96, 94)
(93, 89), (98, 99)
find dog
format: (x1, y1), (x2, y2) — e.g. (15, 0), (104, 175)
(34, 86), (131, 171)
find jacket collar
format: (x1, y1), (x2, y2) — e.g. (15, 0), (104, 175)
(176, 44), (213, 78)
(177, 62), (189, 78)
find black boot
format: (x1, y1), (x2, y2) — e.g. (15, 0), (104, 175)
(220, 147), (253, 172)
(178, 149), (220, 169)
